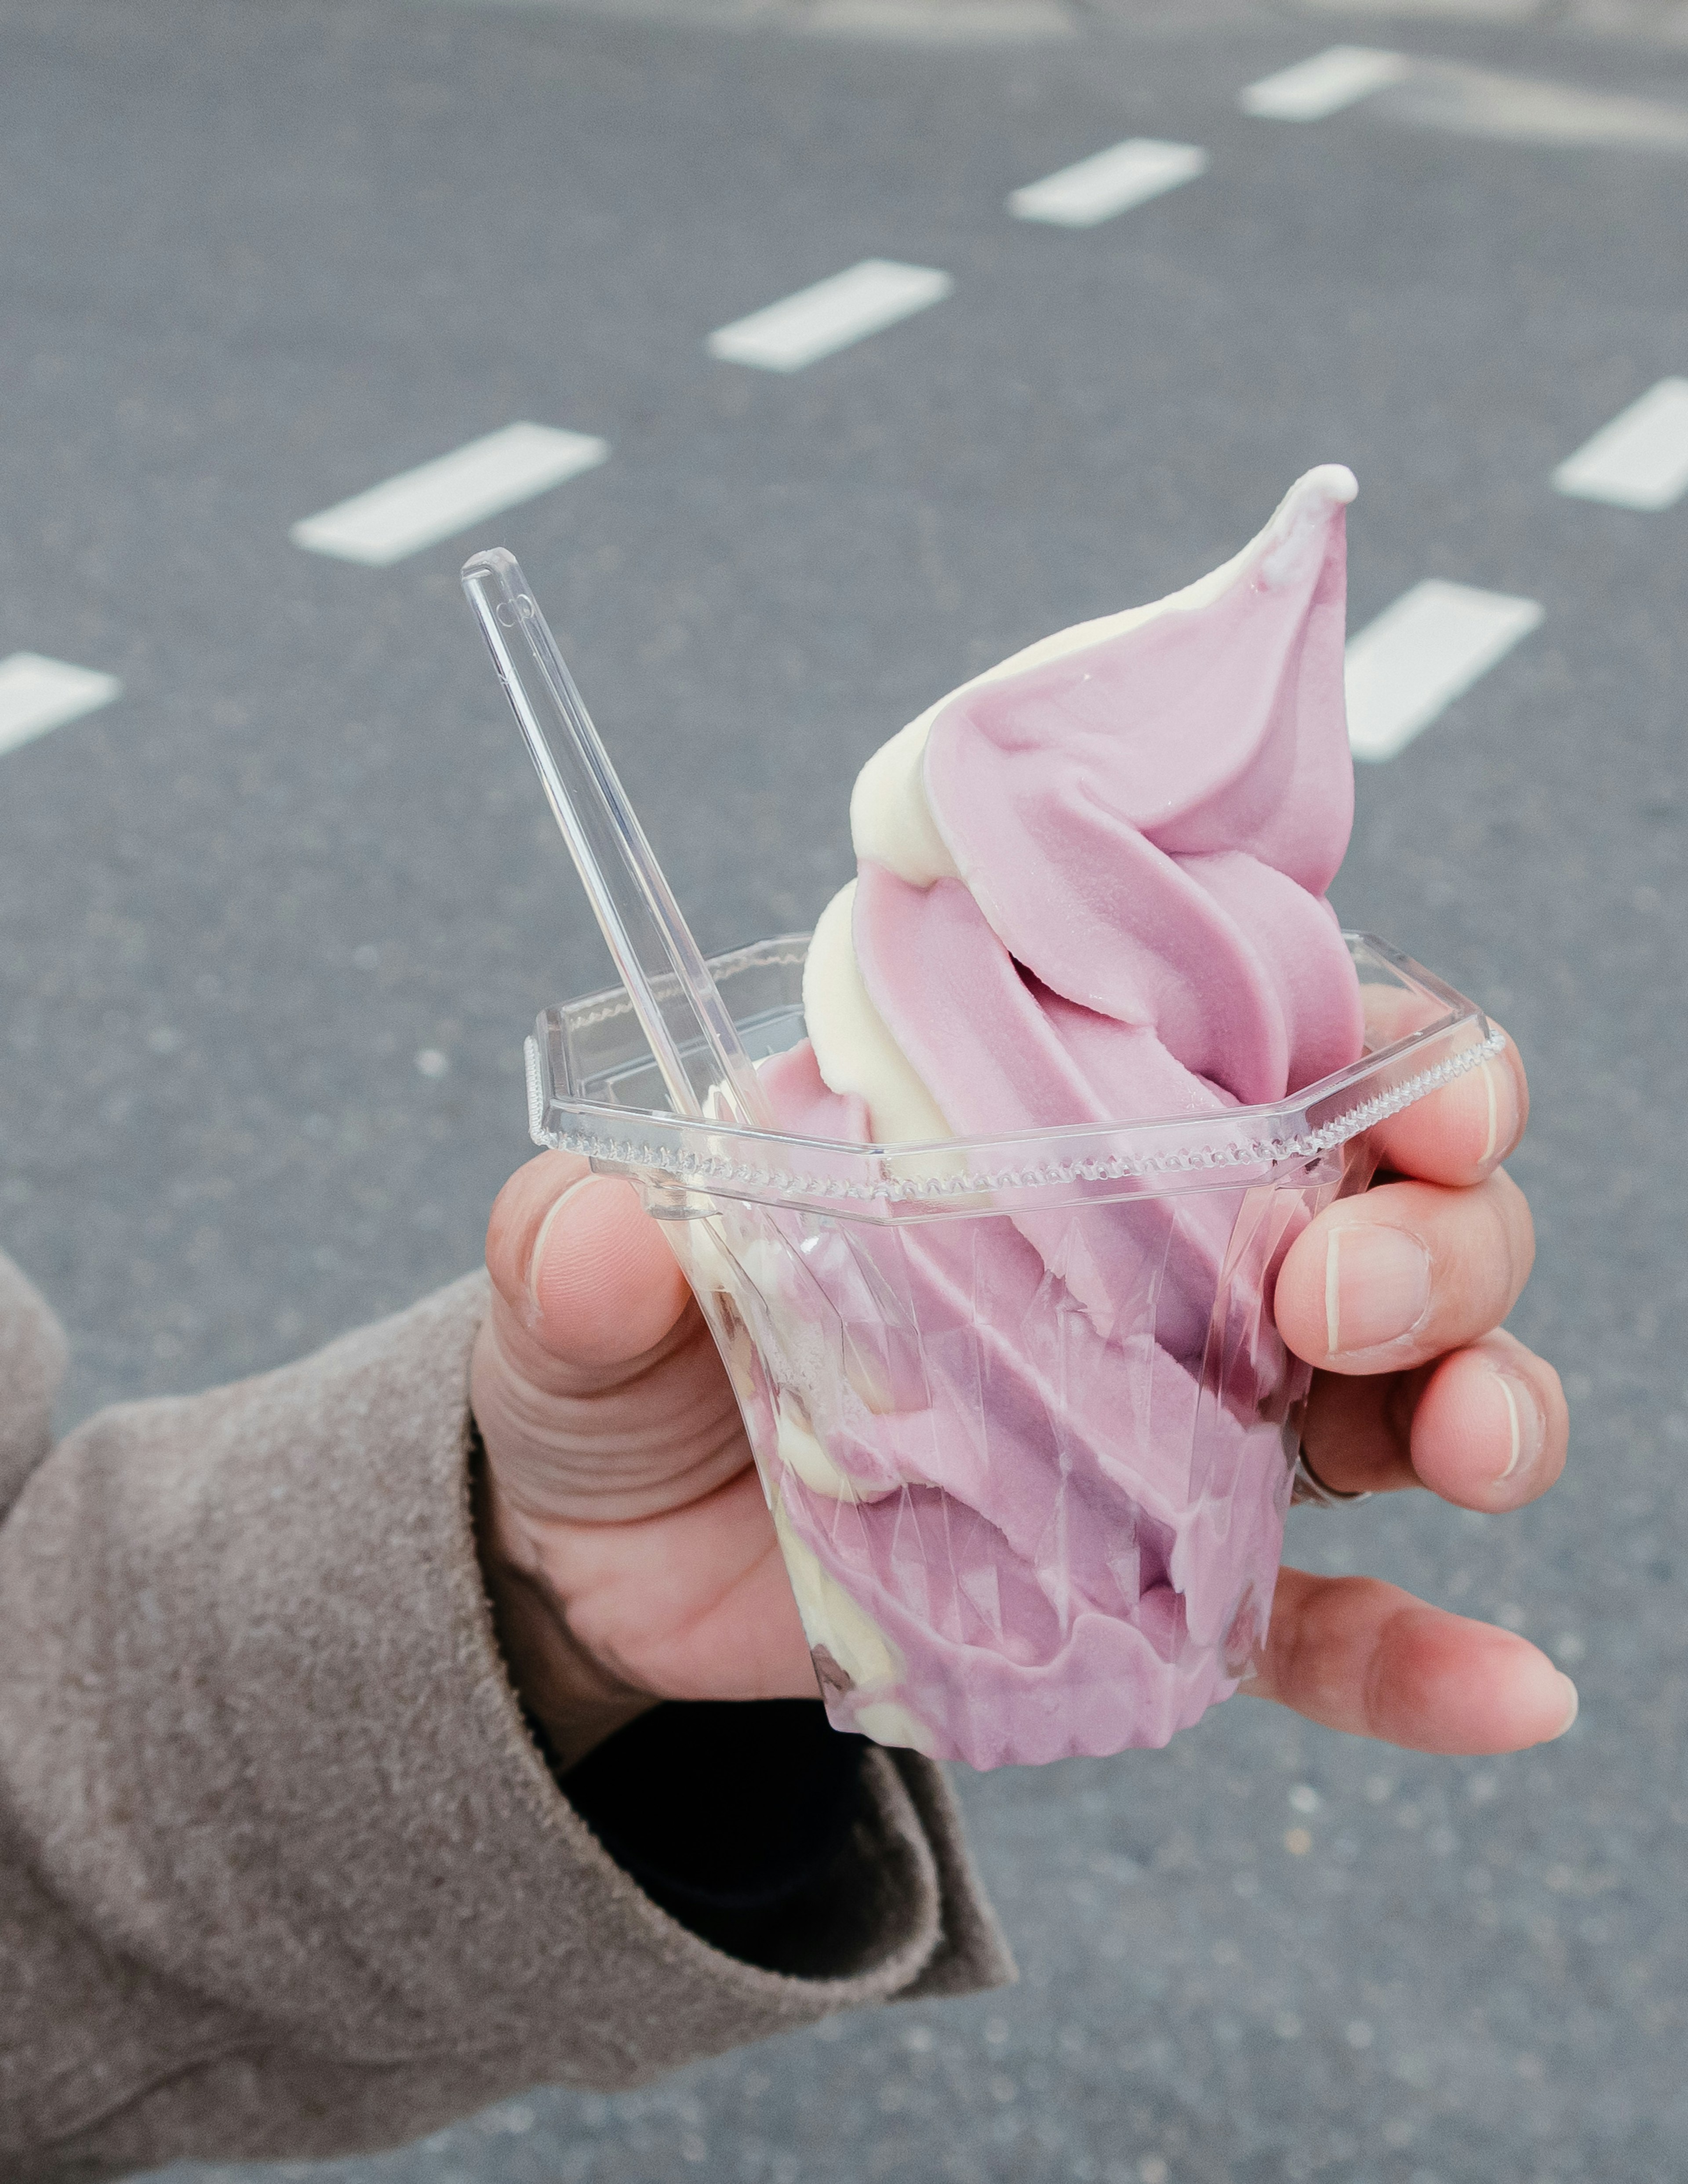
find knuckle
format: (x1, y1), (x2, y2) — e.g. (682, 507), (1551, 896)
(1485, 1170), (1535, 1294)
(1431, 1174), (1528, 1320)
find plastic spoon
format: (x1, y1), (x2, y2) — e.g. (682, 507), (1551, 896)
(462, 547), (773, 1129)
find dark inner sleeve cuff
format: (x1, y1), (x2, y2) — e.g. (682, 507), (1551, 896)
(550, 1700), (871, 1964)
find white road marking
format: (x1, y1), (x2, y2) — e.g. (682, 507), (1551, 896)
(1345, 580), (1544, 763)
(1552, 379), (1688, 511)
(1240, 45), (1409, 120)
(801, 0), (1077, 40)
(1247, 43), (1688, 145)
(1297, 0), (1539, 17)
(1008, 138), (1208, 227)
(706, 260), (952, 372)
(0, 652), (121, 757)
(1386, 58), (1688, 149)
(290, 423), (610, 567)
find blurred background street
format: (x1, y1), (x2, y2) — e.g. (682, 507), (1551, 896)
(2, 0), (1686, 2178)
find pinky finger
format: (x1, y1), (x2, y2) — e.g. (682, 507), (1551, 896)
(1246, 1567), (1580, 1755)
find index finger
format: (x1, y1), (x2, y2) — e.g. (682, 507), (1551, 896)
(1364, 1021), (1528, 1188)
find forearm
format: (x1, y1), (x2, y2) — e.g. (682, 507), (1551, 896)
(0, 1261), (1009, 2178)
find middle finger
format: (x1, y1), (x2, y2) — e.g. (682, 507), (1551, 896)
(1275, 1168), (1535, 1377)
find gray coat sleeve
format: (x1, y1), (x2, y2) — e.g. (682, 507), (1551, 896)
(0, 1253), (1013, 2182)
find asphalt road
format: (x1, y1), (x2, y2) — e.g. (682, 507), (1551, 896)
(3, 0), (1686, 2179)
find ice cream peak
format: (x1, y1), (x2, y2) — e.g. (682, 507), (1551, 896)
(799, 465), (1364, 1142)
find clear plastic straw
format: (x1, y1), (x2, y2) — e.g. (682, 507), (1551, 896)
(462, 547), (773, 1128)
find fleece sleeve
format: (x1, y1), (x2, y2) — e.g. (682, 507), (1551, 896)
(0, 1254), (1012, 2183)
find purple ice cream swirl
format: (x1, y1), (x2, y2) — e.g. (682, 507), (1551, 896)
(749, 468), (1367, 1768)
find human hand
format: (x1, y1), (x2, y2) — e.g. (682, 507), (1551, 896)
(1259, 1030), (1576, 1752)
(472, 1032), (1572, 1770)
(471, 1155), (809, 1768)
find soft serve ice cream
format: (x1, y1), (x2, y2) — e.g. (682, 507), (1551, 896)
(718, 468), (1367, 1766)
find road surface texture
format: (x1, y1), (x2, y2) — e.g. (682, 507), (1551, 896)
(2, 0), (1686, 2178)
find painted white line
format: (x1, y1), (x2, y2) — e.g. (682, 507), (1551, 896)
(1240, 45), (1409, 120)
(1387, 59), (1688, 151)
(1298, 0), (1539, 17)
(290, 423), (611, 567)
(0, 652), (121, 757)
(1345, 580), (1543, 763)
(1552, 379), (1688, 512)
(1009, 138), (1208, 227)
(706, 260), (953, 373)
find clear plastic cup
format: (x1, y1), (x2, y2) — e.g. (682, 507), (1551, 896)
(524, 932), (1500, 1771)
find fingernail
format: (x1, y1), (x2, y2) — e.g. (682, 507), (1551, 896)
(1551, 1673), (1580, 1738)
(1478, 1057), (1520, 1167)
(1490, 1367), (1546, 1483)
(1324, 1224), (1432, 1356)
(526, 1174), (605, 1310)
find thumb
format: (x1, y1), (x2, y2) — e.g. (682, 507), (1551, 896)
(484, 1150), (692, 1371)
(476, 1152), (749, 1526)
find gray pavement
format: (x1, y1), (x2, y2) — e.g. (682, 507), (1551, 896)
(1, 0), (1685, 2178)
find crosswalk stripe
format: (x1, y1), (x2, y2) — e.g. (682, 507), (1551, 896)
(706, 260), (952, 373)
(1008, 139), (1208, 228)
(1345, 580), (1543, 763)
(0, 653), (122, 758)
(290, 423), (610, 568)
(1552, 379), (1688, 512)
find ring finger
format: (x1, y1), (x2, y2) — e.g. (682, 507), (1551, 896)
(1299, 1328), (1568, 1511)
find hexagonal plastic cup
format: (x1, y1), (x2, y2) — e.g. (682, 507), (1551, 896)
(525, 932), (1499, 1771)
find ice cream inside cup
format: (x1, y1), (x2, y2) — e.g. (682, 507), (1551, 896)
(695, 470), (1373, 1768)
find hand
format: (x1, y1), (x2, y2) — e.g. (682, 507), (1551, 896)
(472, 1034), (1573, 1769)
(471, 1156), (809, 1768)
(1258, 1030), (1576, 1752)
